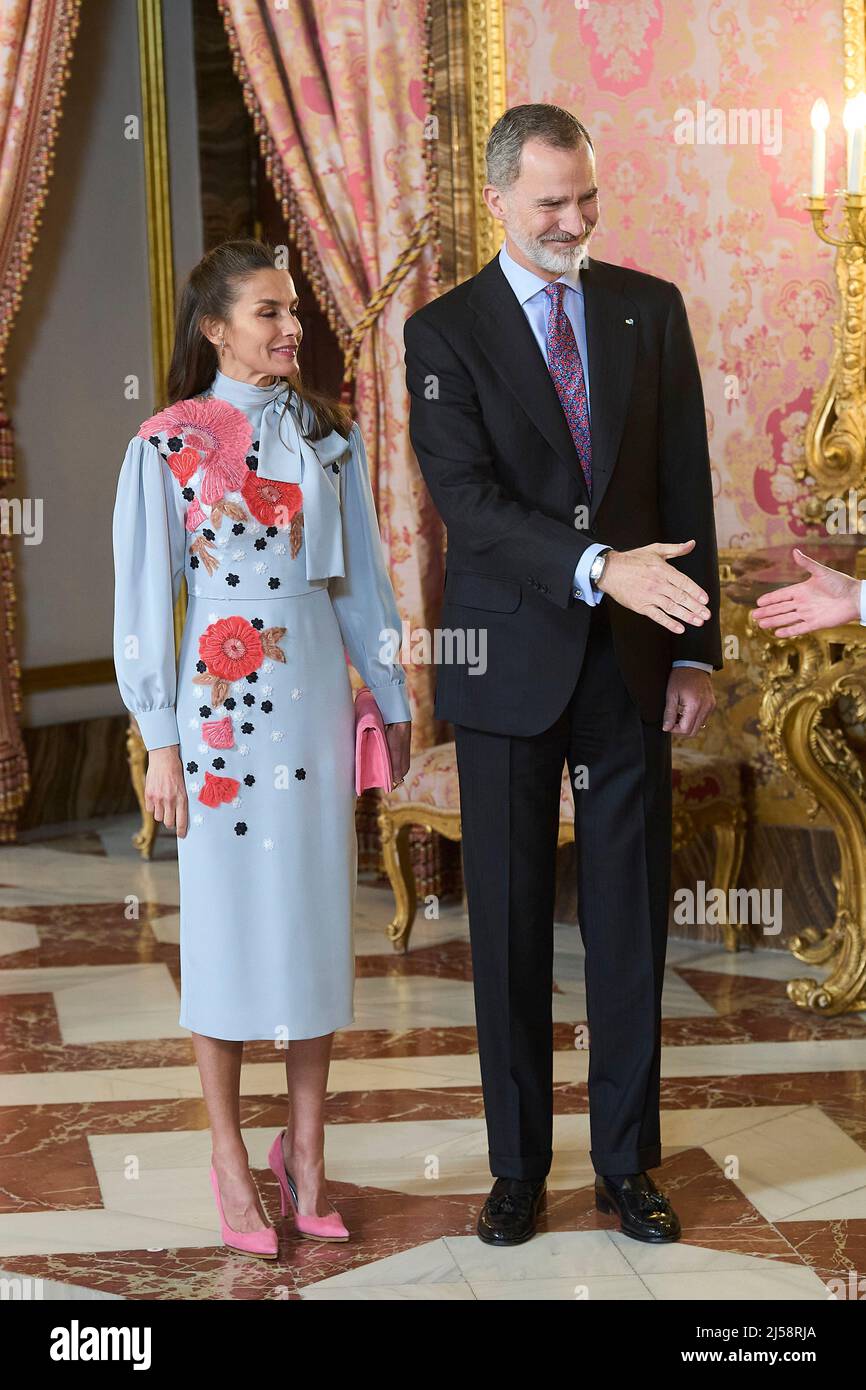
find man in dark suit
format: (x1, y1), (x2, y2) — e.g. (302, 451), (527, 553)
(403, 104), (721, 1246)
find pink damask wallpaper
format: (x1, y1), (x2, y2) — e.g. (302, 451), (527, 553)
(504, 0), (845, 550)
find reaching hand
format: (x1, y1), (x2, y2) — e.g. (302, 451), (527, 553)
(750, 549), (861, 637)
(596, 539), (711, 632)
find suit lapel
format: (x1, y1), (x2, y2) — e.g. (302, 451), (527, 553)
(468, 253), (637, 525)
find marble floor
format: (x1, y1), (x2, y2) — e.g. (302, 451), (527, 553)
(0, 813), (864, 1301)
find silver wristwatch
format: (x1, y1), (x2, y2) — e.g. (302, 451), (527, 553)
(589, 548), (611, 593)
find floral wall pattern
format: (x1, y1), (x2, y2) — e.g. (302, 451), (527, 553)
(504, 0), (845, 551)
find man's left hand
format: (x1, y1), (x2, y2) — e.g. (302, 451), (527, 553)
(662, 668), (715, 736)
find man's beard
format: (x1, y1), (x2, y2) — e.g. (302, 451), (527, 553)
(510, 224), (593, 275)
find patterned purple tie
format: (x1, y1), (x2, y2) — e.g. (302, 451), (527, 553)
(544, 281), (592, 494)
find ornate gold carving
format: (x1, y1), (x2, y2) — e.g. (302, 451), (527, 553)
(756, 619), (866, 1013)
(130, 0), (185, 858)
(379, 793), (746, 954)
(467, 0), (506, 269)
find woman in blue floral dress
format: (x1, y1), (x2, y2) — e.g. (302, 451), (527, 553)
(113, 240), (411, 1252)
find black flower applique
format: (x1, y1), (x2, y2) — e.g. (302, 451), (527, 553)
(190, 555), (200, 569)
(245, 455), (258, 472)
(234, 822), (247, 836)
(266, 526), (278, 537)
(195, 660), (207, 673)
(241, 722), (255, 734)
(260, 701), (273, 714)
(167, 436), (183, 452)
(232, 523), (245, 535)
(182, 486), (195, 501)
(244, 774), (256, 786)
(186, 761), (198, 774)
(203, 528), (215, 541)
(295, 768), (306, 781)
(199, 705), (211, 718)
(243, 693), (256, 707)
(246, 671), (258, 683)
(224, 697), (236, 710)
(226, 573), (240, 586)
(212, 757), (226, 769)
(254, 538), (267, 551)
(148, 434), (160, 448)
(251, 618), (264, 630)
(268, 577), (281, 590)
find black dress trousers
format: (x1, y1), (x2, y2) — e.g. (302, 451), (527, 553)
(453, 596), (673, 1180)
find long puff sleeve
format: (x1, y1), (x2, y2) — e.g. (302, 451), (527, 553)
(112, 435), (187, 751)
(329, 423), (412, 725)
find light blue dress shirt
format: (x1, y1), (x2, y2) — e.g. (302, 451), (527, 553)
(497, 242), (711, 675)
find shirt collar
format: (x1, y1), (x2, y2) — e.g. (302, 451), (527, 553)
(498, 240), (584, 306)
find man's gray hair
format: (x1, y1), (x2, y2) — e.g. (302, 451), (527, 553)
(486, 104), (594, 191)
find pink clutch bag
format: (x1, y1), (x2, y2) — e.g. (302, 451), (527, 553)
(354, 685), (393, 795)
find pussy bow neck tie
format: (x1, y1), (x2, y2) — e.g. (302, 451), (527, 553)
(257, 392), (352, 582)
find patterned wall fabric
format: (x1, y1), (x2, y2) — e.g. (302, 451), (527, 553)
(504, 0), (845, 550)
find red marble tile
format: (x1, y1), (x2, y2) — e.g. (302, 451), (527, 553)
(0, 901), (179, 969)
(779, 1220), (866, 1292)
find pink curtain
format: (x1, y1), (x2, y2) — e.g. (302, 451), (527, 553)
(0, 0), (82, 837)
(219, 0), (445, 748)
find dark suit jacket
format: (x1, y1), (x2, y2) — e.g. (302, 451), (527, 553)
(403, 252), (723, 735)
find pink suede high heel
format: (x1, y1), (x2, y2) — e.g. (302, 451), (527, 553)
(209, 1165), (279, 1259)
(267, 1130), (349, 1241)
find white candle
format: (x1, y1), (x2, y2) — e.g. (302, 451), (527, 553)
(843, 93), (866, 192)
(810, 98), (829, 196)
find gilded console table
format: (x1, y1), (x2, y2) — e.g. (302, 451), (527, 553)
(736, 542), (866, 1016)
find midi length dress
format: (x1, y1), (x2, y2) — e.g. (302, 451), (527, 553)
(112, 368), (411, 1041)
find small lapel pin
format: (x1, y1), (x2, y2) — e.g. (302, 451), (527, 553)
(625, 317), (634, 325)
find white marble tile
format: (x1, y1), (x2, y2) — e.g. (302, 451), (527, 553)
(0, 1209), (221, 1257)
(470, 1275), (653, 1300)
(0, 963), (183, 1042)
(654, 1038), (866, 1078)
(349, 977), (478, 1030)
(53, 965), (184, 1043)
(611, 1234), (809, 1276)
(0, 920), (40, 956)
(444, 1229), (634, 1282)
(148, 912), (179, 945)
(552, 969), (716, 1020)
(674, 946), (829, 984)
(304, 1236), (463, 1288)
(641, 1262), (830, 1300)
(702, 1106), (866, 1221)
(301, 1282), (477, 1300)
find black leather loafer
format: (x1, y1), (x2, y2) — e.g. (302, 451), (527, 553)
(477, 1177), (547, 1245)
(594, 1171), (682, 1243)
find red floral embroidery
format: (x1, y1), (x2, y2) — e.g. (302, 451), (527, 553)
(198, 770), (241, 807)
(201, 715), (234, 748)
(168, 445), (199, 487)
(242, 473), (302, 527)
(199, 615), (264, 681)
(137, 397), (252, 505)
(185, 497), (206, 532)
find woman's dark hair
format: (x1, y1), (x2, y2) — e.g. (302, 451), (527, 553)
(164, 238), (353, 441)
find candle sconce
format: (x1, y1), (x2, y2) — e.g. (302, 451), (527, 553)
(799, 82), (866, 532)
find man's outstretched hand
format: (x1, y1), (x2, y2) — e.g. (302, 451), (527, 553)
(597, 539), (711, 632)
(750, 548), (861, 637)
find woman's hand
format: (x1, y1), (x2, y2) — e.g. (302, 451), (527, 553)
(751, 549), (861, 637)
(385, 721), (411, 788)
(145, 745), (189, 837)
